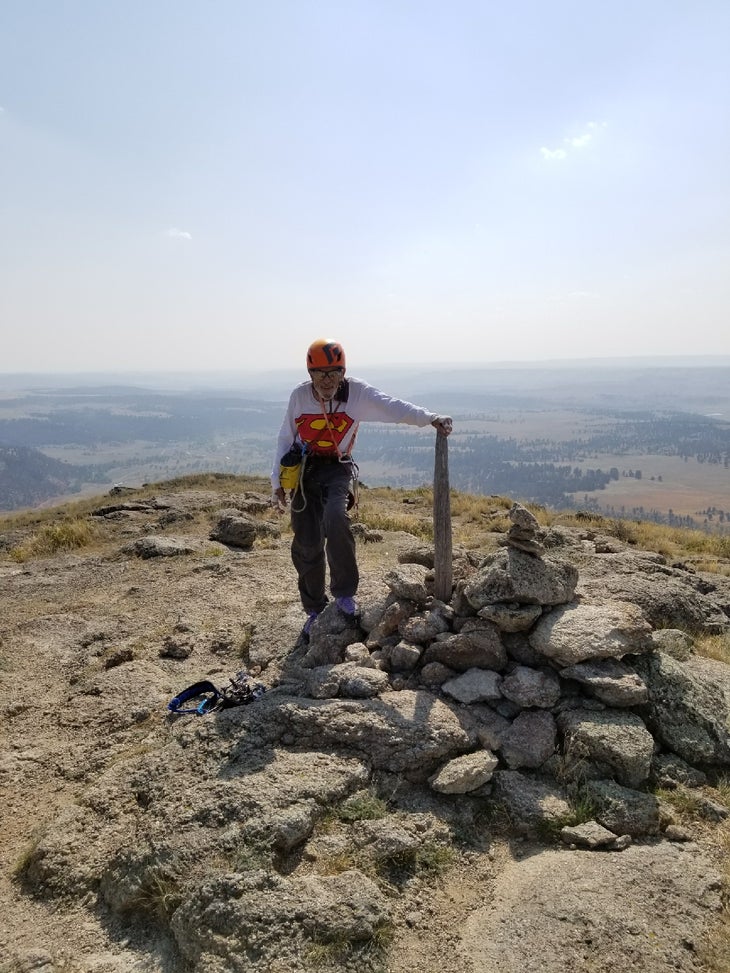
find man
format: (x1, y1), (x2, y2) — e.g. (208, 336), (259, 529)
(272, 338), (452, 640)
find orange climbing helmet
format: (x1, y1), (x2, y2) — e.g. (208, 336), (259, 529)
(306, 339), (346, 371)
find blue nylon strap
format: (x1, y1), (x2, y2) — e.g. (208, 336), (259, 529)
(167, 680), (222, 715)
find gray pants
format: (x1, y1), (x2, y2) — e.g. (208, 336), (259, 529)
(290, 458), (357, 613)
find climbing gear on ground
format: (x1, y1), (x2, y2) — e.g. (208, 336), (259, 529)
(167, 671), (266, 716)
(306, 338), (346, 370)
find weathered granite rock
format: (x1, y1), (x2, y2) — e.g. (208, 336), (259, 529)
(399, 609), (451, 643)
(492, 771), (572, 835)
(442, 668), (503, 705)
(529, 600), (653, 667)
(352, 813), (450, 859)
(477, 602), (543, 632)
(419, 661), (457, 686)
(499, 504), (547, 556)
(306, 662), (391, 699)
(559, 820), (620, 849)
(381, 640), (422, 671)
(559, 658), (649, 707)
(651, 752), (708, 788)
(397, 545), (435, 569)
(276, 691), (477, 778)
(171, 869), (391, 968)
(502, 631), (551, 667)
(300, 605), (363, 668)
(509, 503), (541, 532)
(499, 710), (557, 769)
(429, 750), (499, 794)
(500, 665), (562, 709)
(366, 599), (416, 646)
(384, 565), (430, 605)
(423, 620), (507, 672)
(209, 512), (260, 548)
(344, 641), (374, 665)
(470, 705), (512, 751)
(584, 779), (662, 836)
(557, 709), (654, 788)
(124, 536), (199, 558)
(358, 594), (391, 634)
(634, 652), (730, 767)
(650, 628), (694, 661)
(578, 551), (730, 634)
(464, 548), (578, 609)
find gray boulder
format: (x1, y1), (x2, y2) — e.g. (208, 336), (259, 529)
(584, 779), (663, 836)
(276, 691), (476, 778)
(578, 551), (730, 634)
(559, 820), (621, 849)
(171, 869), (391, 969)
(399, 608), (451, 643)
(477, 602), (543, 632)
(500, 665), (562, 709)
(384, 564), (430, 605)
(423, 620), (507, 672)
(650, 628), (694, 661)
(464, 548), (578, 609)
(492, 771), (572, 835)
(305, 662), (391, 699)
(442, 668), (503, 705)
(559, 658), (649, 707)
(635, 652), (730, 767)
(529, 600), (652, 667)
(366, 599), (416, 646)
(209, 512), (260, 549)
(429, 750), (499, 794)
(124, 536), (199, 558)
(381, 639), (422, 671)
(500, 710), (557, 770)
(557, 708), (655, 788)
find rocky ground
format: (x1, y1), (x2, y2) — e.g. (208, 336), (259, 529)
(1, 477), (729, 973)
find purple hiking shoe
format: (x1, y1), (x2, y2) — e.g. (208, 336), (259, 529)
(300, 611), (319, 643)
(335, 596), (357, 616)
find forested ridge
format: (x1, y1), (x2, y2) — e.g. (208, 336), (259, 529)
(1, 384), (728, 522)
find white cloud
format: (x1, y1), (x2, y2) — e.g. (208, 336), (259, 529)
(165, 227), (192, 240)
(540, 121), (607, 161)
(540, 147), (568, 161)
(565, 133), (592, 149)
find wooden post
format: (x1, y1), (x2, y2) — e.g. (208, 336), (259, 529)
(433, 429), (453, 602)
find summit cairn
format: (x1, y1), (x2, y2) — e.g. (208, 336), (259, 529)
(499, 502), (546, 557)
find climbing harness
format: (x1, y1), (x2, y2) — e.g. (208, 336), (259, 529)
(167, 670), (266, 716)
(312, 394), (361, 517)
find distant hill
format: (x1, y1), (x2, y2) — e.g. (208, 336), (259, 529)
(0, 444), (107, 511)
(0, 365), (728, 522)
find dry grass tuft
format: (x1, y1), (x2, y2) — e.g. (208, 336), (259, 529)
(693, 634), (730, 665)
(9, 518), (97, 562)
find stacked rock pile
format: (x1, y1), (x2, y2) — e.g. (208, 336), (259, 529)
(295, 503), (730, 842)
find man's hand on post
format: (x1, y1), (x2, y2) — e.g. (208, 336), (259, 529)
(431, 416), (453, 437)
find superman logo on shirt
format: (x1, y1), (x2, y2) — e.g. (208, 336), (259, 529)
(295, 412), (354, 454)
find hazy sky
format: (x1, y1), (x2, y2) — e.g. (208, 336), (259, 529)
(2, 1), (729, 373)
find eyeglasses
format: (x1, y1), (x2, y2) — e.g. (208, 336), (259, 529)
(309, 368), (344, 380)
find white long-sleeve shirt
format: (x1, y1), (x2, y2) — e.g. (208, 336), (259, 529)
(271, 376), (437, 491)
